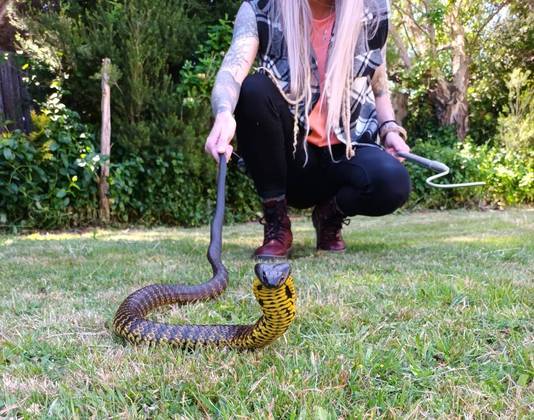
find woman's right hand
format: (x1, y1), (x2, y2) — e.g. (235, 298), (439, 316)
(205, 111), (236, 163)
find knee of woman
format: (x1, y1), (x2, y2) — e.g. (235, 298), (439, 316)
(235, 74), (275, 118)
(375, 164), (411, 213)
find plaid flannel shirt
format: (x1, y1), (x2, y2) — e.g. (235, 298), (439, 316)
(245, 0), (390, 145)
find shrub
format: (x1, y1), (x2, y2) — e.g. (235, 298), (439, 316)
(483, 68), (533, 205)
(8, 8), (259, 229)
(405, 127), (533, 209)
(107, 16), (259, 227)
(406, 129), (485, 209)
(108, 153), (259, 227)
(5, 3), (528, 230)
(0, 88), (98, 230)
(28, 0), (239, 158)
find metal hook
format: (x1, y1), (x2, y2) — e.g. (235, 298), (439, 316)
(397, 152), (485, 189)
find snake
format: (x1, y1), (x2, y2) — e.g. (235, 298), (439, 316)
(113, 155), (297, 349)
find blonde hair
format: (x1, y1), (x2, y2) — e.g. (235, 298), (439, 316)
(271, 0), (379, 161)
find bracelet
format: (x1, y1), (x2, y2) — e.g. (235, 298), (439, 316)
(380, 124), (408, 142)
(378, 120), (398, 133)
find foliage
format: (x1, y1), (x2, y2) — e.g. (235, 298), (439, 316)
(25, 0), (240, 158)
(102, 16), (257, 227)
(3, 0), (531, 230)
(390, 0), (533, 143)
(467, 2), (533, 142)
(487, 68), (534, 205)
(29, 0), (200, 156)
(406, 128), (533, 209)
(108, 152), (259, 227)
(496, 69), (534, 153)
(177, 16), (234, 111)
(0, 86), (98, 230)
(406, 128), (481, 209)
(7, 6), (258, 229)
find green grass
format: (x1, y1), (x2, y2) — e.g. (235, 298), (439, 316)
(1, 209), (533, 418)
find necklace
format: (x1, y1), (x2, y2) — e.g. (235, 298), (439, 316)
(314, 13), (334, 41)
(323, 27), (330, 42)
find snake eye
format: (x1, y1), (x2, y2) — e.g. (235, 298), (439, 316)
(254, 262), (292, 288)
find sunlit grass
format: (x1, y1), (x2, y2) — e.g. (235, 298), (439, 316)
(1, 209), (533, 418)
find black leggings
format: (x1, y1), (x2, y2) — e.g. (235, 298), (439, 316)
(235, 74), (411, 217)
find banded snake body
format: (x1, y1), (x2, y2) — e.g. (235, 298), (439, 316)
(113, 155), (297, 349)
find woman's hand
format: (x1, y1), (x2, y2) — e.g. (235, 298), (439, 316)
(205, 111), (236, 163)
(383, 132), (410, 162)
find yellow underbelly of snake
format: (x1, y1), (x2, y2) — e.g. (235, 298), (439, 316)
(113, 264), (296, 350)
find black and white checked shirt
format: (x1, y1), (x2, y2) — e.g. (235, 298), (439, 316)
(245, 0), (390, 145)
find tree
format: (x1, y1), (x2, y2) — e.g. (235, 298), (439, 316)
(0, 0), (31, 132)
(391, 0), (514, 140)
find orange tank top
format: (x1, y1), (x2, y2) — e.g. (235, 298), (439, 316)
(307, 12), (340, 148)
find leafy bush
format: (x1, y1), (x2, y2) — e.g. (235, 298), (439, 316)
(104, 16), (258, 227)
(406, 127), (533, 209)
(405, 68), (533, 209)
(484, 68), (533, 205)
(478, 147), (533, 206)
(5, 2), (529, 231)
(0, 88), (98, 230)
(7, 8), (259, 229)
(406, 129), (484, 209)
(27, 0), (240, 158)
(108, 152), (259, 227)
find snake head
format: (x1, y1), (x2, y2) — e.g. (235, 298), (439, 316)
(254, 262), (292, 288)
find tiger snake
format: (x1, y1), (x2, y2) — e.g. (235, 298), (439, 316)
(113, 155), (297, 349)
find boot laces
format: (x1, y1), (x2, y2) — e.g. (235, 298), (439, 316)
(322, 216), (350, 241)
(259, 209), (286, 243)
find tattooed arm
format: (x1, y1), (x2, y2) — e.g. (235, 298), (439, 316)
(205, 3), (259, 162)
(211, 3), (259, 116)
(372, 56), (410, 160)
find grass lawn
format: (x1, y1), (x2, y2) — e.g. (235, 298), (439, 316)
(0, 209), (532, 418)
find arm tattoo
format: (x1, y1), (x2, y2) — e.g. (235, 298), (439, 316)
(212, 71), (241, 115)
(211, 3), (258, 116)
(232, 2), (259, 42)
(372, 65), (389, 98)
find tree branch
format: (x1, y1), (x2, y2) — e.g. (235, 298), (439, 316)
(0, 0), (13, 26)
(390, 25), (412, 68)
(470, 1), (511, 44)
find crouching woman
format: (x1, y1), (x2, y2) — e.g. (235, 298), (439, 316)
(205, 0), (411, 259)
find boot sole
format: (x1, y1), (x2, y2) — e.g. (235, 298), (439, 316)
(253, 247), (293, 261)
(316, 248), (346, 255)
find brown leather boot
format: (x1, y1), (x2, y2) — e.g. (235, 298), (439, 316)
(254, 198), (293, 260)
(312, 198), (349, 252)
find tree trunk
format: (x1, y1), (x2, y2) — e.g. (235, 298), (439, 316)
(391, 91), (409, 125)
(0, 52), (32, 133)
(0, 2), (31, 132)
(429, 15), (470, 140)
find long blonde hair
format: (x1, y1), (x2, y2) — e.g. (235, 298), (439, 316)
(274, 0), (378, 159)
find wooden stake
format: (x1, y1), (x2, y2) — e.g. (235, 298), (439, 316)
(99, 58), (111, 224)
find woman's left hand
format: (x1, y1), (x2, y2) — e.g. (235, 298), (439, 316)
(383, 132), (410, 162)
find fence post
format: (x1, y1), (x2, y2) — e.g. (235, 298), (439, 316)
(99, 58), (111, 224)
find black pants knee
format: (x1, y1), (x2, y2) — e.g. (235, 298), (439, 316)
(235, 73), (411, 217)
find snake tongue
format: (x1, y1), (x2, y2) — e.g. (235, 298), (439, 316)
(254, 262), (292, 288)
